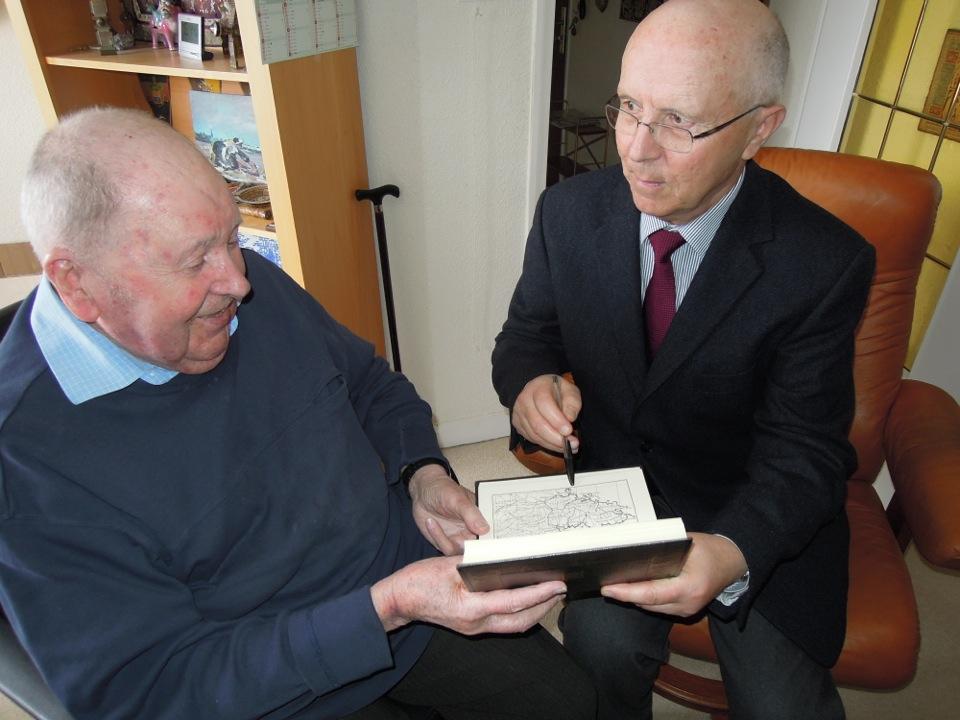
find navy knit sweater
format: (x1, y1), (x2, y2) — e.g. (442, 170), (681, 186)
(0, 251), (441, 719)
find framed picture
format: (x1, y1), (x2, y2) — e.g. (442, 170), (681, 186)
(918, 29), (960, 143)
(178, 13), (205, 59)
(190, 90), (267, 183)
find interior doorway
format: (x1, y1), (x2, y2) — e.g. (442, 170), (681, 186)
(544, 0), (636, 186)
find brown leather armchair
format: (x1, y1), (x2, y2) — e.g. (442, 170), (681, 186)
(511, 147), (960, 716)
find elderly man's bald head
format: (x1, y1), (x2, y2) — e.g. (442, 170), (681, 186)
(625, 0), (788, 110)
(612, 0), (788, 224)
(21, 107), (223, 264)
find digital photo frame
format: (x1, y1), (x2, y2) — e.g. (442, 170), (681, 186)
(177, 13), (207, 60)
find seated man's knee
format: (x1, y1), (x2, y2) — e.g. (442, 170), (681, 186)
(560, 597), (669, 671)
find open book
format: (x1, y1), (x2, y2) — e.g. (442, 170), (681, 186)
(457, 467), (691, 598)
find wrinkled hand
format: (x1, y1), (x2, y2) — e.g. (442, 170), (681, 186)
(408, 463), (489, 555)
(371, 555), (567, 633)
(600, 533), (748, 617)
(511, 374), (581, 453)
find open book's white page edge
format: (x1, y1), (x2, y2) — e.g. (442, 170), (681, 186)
(462, 517), (687, 565)
(475, 467), (656, 534)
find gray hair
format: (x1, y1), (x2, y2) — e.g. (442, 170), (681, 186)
(20, 107), (193, 264)
(747, 11), (790, 107)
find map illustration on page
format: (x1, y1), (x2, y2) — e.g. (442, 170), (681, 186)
(460, 467), (690, 597)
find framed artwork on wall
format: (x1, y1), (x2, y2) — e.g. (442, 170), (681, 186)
(919, 29), (960, 143)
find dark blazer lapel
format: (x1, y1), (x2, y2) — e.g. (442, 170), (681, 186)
(589, 192), (648, 401)
(641, 164), (771, 402)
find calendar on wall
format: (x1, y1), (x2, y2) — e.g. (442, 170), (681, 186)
(254, 0), (357, 65)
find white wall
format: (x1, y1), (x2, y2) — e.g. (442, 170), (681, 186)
(355, 0), (541, 446)
(767, 0), (876, 150)
(0, 4), (44, 247)
(911, 267), (960, 402)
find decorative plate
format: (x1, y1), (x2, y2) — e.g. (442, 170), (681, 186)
(234, 183), (270, 205)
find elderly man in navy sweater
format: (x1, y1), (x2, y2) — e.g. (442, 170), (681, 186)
(0, 108), (595, 720)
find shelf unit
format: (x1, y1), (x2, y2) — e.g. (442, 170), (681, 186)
(8, 0), (385, 355)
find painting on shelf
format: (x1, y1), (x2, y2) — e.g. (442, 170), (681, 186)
(189, 90), (267, 184)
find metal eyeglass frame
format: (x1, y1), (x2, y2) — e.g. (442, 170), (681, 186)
(603, 101), (764, 153)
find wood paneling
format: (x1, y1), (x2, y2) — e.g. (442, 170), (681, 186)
(0, 244), (42, 279)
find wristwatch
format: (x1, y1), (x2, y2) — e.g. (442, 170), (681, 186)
(399, 457), (457, 488)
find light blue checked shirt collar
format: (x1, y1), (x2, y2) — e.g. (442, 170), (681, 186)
(639, 167), (745, 306)
(30, 276), (237, 405)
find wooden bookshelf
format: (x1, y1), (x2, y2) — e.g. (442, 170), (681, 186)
(7, 0), (386, 356)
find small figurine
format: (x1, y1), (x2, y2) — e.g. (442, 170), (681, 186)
(150, 0), (179, 51)
(89, 0), (116, 54)
(113, 31), (136, 51)
(226, 4), (244, 70)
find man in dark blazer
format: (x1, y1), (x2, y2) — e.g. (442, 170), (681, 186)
(492, 1), (874, 718)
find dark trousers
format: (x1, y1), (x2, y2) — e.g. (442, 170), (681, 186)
(561, 596), (844, 720)
(343, 624), (597, 720)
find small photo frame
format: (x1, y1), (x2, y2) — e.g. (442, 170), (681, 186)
(178, 13), (205, 59)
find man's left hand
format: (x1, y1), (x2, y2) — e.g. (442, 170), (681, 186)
(408, 464), (489, 555)
(600, 532), (748, 616)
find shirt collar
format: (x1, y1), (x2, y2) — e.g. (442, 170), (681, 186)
(640, 166), (746, 255)
(30, 276), (237, 405)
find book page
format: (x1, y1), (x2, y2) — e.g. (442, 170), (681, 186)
(476, 467), (656, 541)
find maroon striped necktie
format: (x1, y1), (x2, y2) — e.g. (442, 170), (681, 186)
(644, 229), (686, 358)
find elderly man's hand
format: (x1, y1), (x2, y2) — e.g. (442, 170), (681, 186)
(511, 374), (582, 453)
(371, 555), (567, 634)
(408, 463), (488, 555)
(599, 532), (748, 616)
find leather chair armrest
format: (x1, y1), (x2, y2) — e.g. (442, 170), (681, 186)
(884, 379), (960, 570)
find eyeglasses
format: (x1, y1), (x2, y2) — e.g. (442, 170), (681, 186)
(603, 101), (763, 154)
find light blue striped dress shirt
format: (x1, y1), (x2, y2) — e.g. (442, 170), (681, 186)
(639, 167), (746, 307)
(637, 167), (749, 605)
(30, 276), (237, 406)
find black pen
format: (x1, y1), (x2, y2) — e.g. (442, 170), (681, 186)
(553, 374), (575, 487)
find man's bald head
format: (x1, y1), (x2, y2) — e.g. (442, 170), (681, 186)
(21, 107), (222, 265)
(624, 0), (788, 110)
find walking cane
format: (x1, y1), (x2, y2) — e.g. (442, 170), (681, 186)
(355, 184), (402, 372)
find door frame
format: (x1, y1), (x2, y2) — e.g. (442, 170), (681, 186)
(525, 0), (557, 230)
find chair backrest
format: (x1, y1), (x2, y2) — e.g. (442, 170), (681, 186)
(754, 148), (942, 482)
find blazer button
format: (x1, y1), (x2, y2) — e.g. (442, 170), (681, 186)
(638, 439), (652, 453)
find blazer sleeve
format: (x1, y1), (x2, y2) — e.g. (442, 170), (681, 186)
(492, 189), (570, 410)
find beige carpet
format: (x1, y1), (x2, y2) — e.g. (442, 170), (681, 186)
(442, 438), (960, 720)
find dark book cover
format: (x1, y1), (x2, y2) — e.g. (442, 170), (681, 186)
(458, 536), (691, 599)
